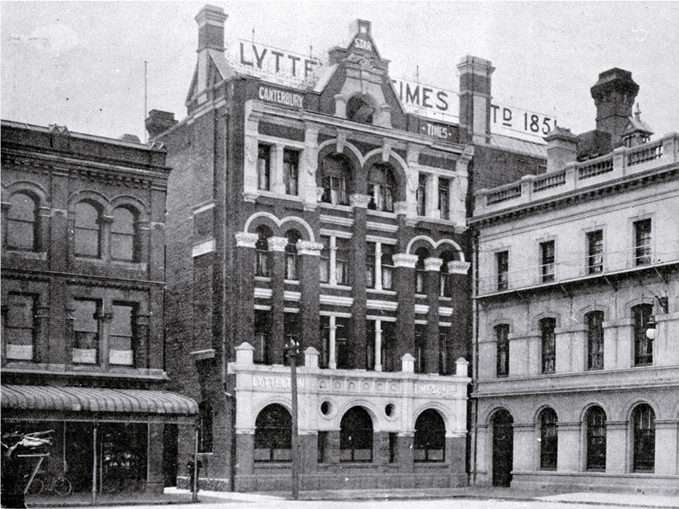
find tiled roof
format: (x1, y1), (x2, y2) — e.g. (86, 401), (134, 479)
(490, 134), (547, 159)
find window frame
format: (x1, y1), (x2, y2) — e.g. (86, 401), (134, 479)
(634, 218), (652, 266)
(283, 149), (299, 196)
(585, 406), (606, 471)
(4, 293), (37, 362)
(74, 201), (102, 259)
(111, 206), (138, 262)
(586, 311), (604, 370)
(495, 323), (510, 377)
(254, 404), (292, 463)
(540, 317), (556, 374)
(6, 192), (39, 252)
(632, 404), (655, 472)
(587, 229), (604, 274)
(257, 144), (272, 192)
(539, 408), (558, 470)
(496, 251), (509, 291)
(540, 240), (555, 283)
(632, 304), (653, 366)
(413, 409), (446, 463)
(438, 177), (450, 220)
(340, 407), (373, 463)
(416, 173), (427, 216)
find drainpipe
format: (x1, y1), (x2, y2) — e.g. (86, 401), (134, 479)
(91, 423), (97, 506)
(471, 229), (480, 486)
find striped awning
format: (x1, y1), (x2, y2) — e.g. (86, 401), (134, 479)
(1, 385), (198, 416)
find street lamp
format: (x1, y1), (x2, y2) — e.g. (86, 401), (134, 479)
(285, 334), (301, 500)
(646, 295), (669, 341)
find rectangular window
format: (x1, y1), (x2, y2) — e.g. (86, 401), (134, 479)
(4, 294), (36, 361)
(438, 178), (450, 220)
(319, 315), (330, 368)
(633, 304), (653, 366)
(439, 328), (450, 375)
(283, 149), (299, 195)
(366, 242), (376, 289)
(414, 325), (426, 373)
(72, 299), (100, 364)
(335, 317), (350, 369)
(283, 312), (299, 366)
(497, 251), (509, 291)
(381, 244), (394, 290)
(634, 219), (652, 266)
(110, 302), (135, 366)
(381, 321), (396, 372)
(257, 144), (271, 191)
(587, 230), (604, 274)
(417, 174), (427, 216)
(365, 320), (376, 370)
(335, 238), (350, 286)
(319, 236), (330, 283)
(322, 176), (348, 205)
(541, 241), (555, 283)
(541, 318), (556, 374)
(496, 324), (510, 377)
(586, 311), (604, 370)
(254, 310), (269, 364)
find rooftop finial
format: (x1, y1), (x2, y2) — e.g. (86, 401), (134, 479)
(634, 103), (642, 120)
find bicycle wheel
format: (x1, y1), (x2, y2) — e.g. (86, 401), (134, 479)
(25, 478), (44, 496)
(53, 477), (72, 496)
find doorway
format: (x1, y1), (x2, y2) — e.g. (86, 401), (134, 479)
(491, 409), (513, 487)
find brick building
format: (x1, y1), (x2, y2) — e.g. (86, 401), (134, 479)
(1, 121), (197, 497)
(470, 70), (679, 493)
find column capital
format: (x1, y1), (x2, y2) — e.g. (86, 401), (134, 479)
(297, 240), (324, 256)
(448, 260), (471, 275)
(235, 231), (259, 248)
(393, 253), (418, 268)
(350, 193), (371, 209)
(268, 236), (288, 252)
(424, 257), (443, 271)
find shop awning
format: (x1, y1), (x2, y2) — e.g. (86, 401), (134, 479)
(1, 385), (198, 417)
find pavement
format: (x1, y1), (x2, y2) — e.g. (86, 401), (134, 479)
(18, 486), (679, 508)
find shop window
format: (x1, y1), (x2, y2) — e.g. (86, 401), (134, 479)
(539, 408), (558, 470)
(111, 207), (138, 262)
(340, 407), (373, 462)
(254, 404), (292, 462)
(416, 174), (427, 216)
(4, 293), (37, 361)
(257, 144), (271, 191)
(438, 178), (450, 220)
(415, 247), (428, 294)
(255, 225), (272, 277)
(6, 192), (38, 251)
(586, 311), (604, 370)
(283, 149), (299, 196)
(414, 324), (426, 373)
(198, 401), (213, 453)
(320, 155), (351, 206)
(634, 219), (652, 266)
(414, 409), (445, 462)
(495, 324), (510, 377)
(254, 310), (269, 364)
(541, 240), (555, 283)
(284, 230), (300, 280)
(367, 164), (394, 212)
(541, 318), (556, 374)
(109, 302), (136, 366)
(587, 230), (603, 274)
(74, 201), (102, 258)
(335, 237), (350, 286)
(632, 404), (655, 472)
(585, 406), (606, 471)
(496, 251), (509, 291)
(72, 299), (100, 364)
(633, 304), (653, 366)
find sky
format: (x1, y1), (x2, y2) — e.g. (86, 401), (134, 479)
(2, 1), (678, 142)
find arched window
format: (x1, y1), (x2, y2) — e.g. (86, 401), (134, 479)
(346, 95), (374, 124)
(254, 225), (272, 277)
(111, 206), (137, 261)
(539, 408), (558, 470)
(540, 318), (556, 374)
(495, 324), (510, 377)
(632, 304), (653, 366)
(320, 155), (351, 206)
(414, 409), (445, 462)
(632, 404), (655, 472)
(284, 230), (301, 280)
(415, 247), (429, 294)
(586, 311), (604, 370)
(340, 407), (373, 462)
(367, 164), (394, 212)
(75, 201), (102, 258)
(585, 406), (606, 471)
(254, 404), (292, 462)
(7, 192), (38, 251)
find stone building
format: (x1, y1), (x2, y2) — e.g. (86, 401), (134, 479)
(1, 121), (197, 496)
(470, 69), (679, 493)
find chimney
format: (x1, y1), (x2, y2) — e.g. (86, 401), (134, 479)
(195, 4), (228, 52)
(590, 68), (639, 147)
(545, 126), (578, 172)
(146, 110), (177, 139)
(457, 56), (495, 144)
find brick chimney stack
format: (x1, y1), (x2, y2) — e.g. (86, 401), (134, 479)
(195, 4), (228, 52)
(146, 110), (177, 139)
(590, 68), (639, 147)
(545, 126), (578, 173)
(457, 56), (495, 145)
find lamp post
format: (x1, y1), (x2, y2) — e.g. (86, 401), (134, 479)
(285, 334), (300, 500)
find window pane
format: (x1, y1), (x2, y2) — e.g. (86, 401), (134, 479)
(496, 324), (510, 377)
(586, 407), (606, 470)
(110, 304), (134, 365)
(5, 294), (36, 360)
(438, 178), (450, 220)
(366, 242), (376, 288)
(587, 311), (604, 370)
(417, 174), (427, 216)
(111, 208), (136, 261)
(257, 145), (271, 191)
(8, 193), (37, 251)
(497, 251), (509, 291)
(336, 238), (350, 285)
(540, 409), (558, 469)
(633, 304), (653, 366)
(283, 149), (299, 195)
(634, 219), (652, 266)
(75, 202), (100, 257)
(73, 299), (99, 363)
(541, 318), (556, 374)
(541, 241), (555, 282)
(588, 230), (603, 274)
(633, 405), (655, 472)
(319, 236), (330, 282)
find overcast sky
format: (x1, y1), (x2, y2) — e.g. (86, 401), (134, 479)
(2, 1), (678, 142)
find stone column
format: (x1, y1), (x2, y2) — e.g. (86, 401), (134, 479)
(374, 320), (383, 372)
(655, 420), (678, 475)
(512, 423), (535, 472)
(425, 174), (439, 218)
(557, 422), (581, 472)
(448, 261), (471, 363)
(605, 421), (627, 474)
(393, 253), (418, 362)
(235, 232), (258, 353)
(302, 124), (320, 210)
(474, 424), (491, 484)
(271, 145), (285, 195)
(424, 257), (443, 373)
(350, 194), (370, 369)
(397, 432), (414, 472)
(298, 241), (323, 358)
(146, 423), (165, 493)
(268, 236), (288, 364)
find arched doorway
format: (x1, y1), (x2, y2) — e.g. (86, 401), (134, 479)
(491, 409), (513, 487)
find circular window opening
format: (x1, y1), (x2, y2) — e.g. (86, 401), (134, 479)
(385, 403), (395, 417)
(320, 401), (332, 415)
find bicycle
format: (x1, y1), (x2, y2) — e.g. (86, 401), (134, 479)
(25, 472), (72, 497)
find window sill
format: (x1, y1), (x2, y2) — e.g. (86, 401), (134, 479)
(3, 250), (47, 261)
(320, 283), (352, 290)
(366, 209), (396, 218)
(318, 202), (353, 212)
(366, 288), (397, 296)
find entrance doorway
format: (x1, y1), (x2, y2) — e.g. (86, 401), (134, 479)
(491, 409), (513, 487)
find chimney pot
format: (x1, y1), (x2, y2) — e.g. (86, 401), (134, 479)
(146, 110), (177, 139)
